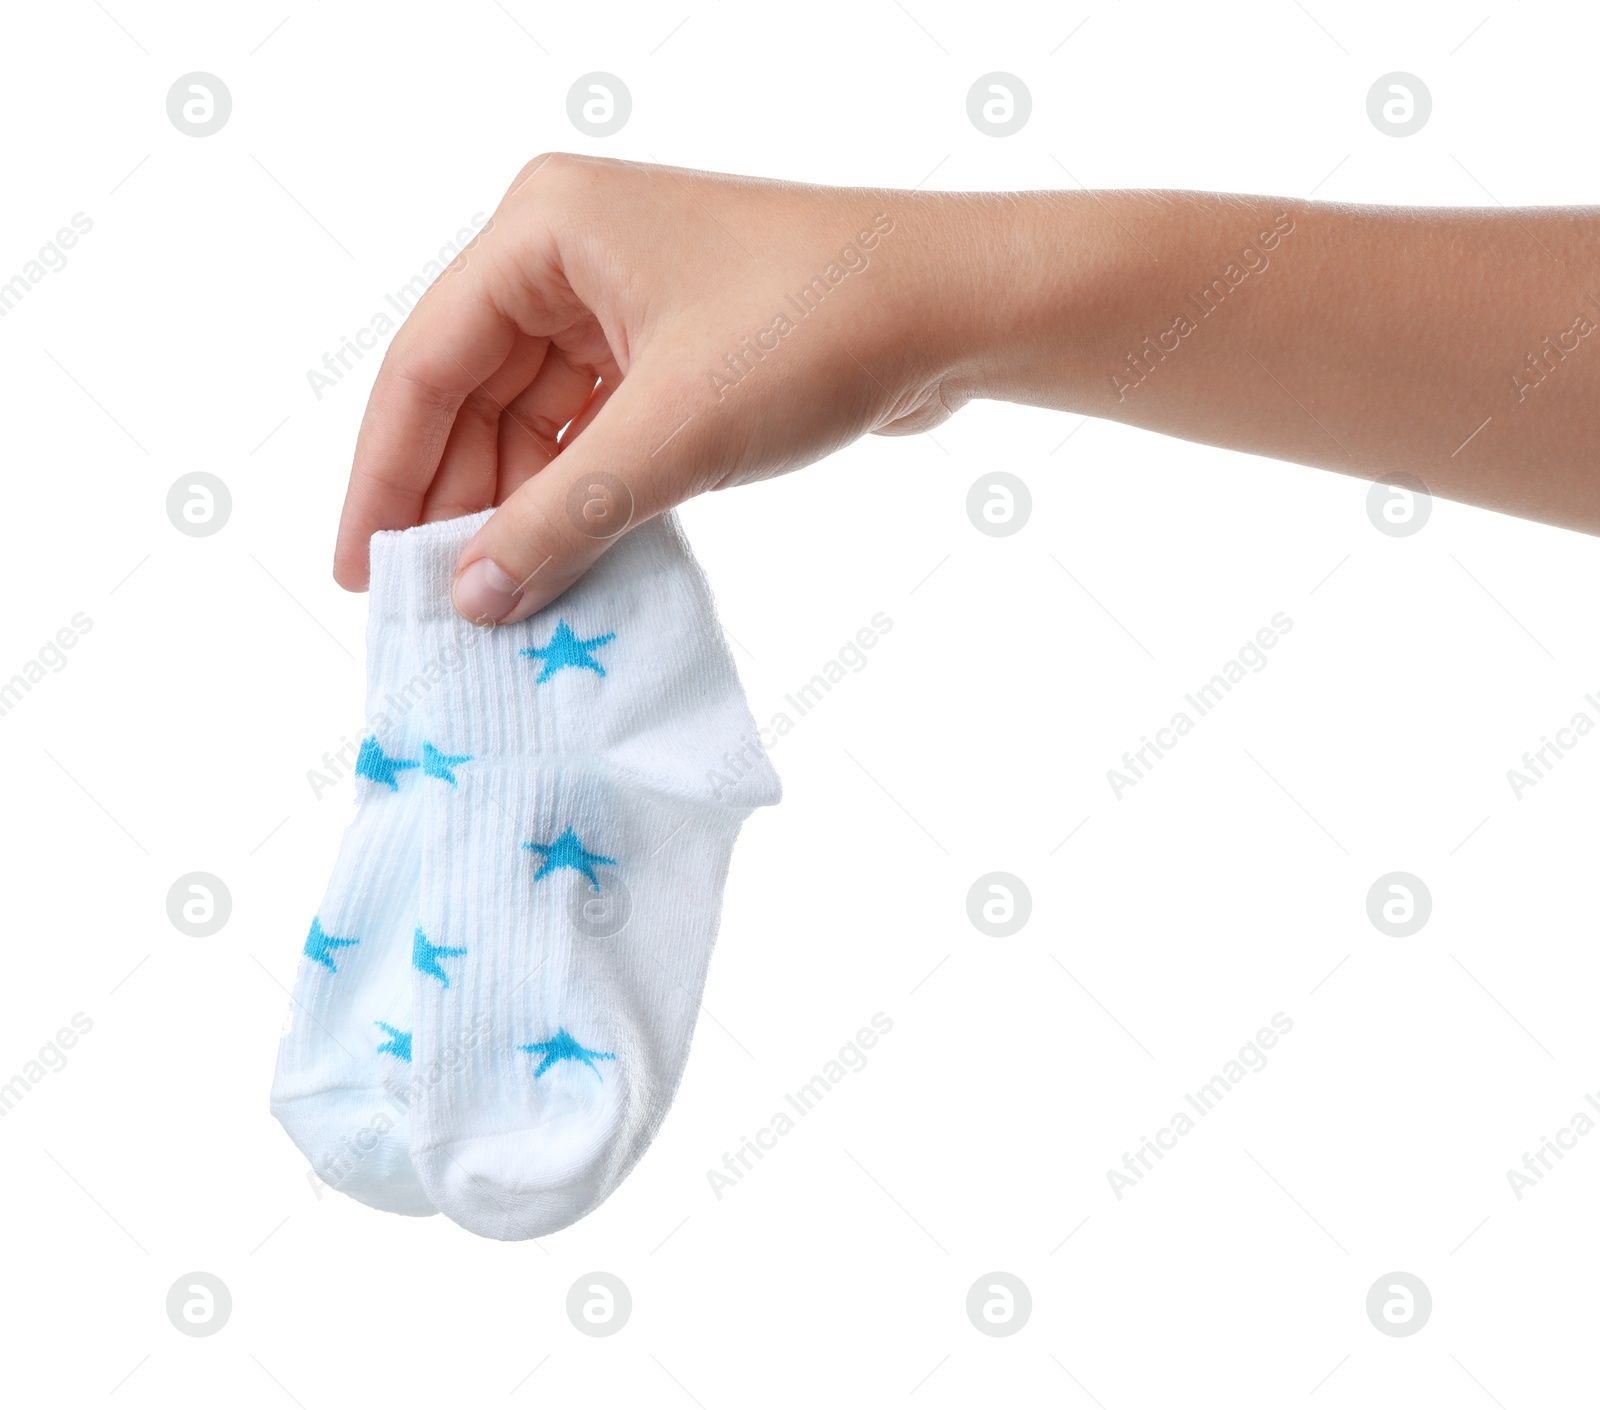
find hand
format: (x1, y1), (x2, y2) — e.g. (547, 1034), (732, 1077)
(337, 158), (1600, 605)
(334, 155), (965, 624)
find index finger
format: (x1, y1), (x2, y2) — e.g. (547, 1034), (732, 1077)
(332, 231), (520, 590)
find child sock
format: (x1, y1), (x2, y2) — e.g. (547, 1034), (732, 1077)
(270, 531), (438, 1217)
(400, 509), (779, 1240)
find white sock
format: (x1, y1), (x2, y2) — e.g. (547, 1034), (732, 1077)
(270, 530), (437, 1217)
(399, 509), (779, 1240)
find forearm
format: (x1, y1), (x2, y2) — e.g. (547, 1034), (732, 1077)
(341, 158), (1600, 622)
(936, 191), (1600, 531)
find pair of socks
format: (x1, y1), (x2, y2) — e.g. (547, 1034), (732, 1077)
(270, 509), (779, 1239)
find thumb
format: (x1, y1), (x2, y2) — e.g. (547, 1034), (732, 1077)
(450, 371), (713, 625)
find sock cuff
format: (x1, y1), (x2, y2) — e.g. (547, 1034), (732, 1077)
(361, 529), (428, 763)
(367, 510), (780, 812)
(363, 510), (484, 628)
(371, 510), (721, 628)
(366, 522), (438, 626)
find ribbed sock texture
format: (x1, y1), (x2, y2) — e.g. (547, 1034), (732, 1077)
(269, 530), (436, 1217)
(396, 510), (780, 1239)
(271, 509), (778, 1237)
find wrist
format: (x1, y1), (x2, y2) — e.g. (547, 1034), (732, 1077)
(912, 189), (1118, 412)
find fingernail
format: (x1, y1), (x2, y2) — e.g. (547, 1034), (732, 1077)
(452, 558), (523, 624)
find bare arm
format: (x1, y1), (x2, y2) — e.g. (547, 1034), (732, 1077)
(947, 192), (1600, 529)
(332, 160), (1600, 623)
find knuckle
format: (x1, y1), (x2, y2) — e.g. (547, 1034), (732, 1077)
(515, 151), (569, 184)
(508, 151), (578, 199)
(387, 356), (463, 415)
(507, 151), (623, 206)
(458, 385), (505, 431)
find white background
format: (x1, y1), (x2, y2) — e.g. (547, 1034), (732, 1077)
(2, 0), (1597, 1404)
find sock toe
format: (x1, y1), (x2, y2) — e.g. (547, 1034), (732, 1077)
(272, 1085), (437, 1218)
(414, 1053), (649, 1239)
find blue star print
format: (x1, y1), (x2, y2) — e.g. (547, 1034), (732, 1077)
(356, 736), (418, 790)
(523, 826), (616, 892)
(422, 741), (472, 786)
(520, 620), (616, 683)
(375, 1022), (412, 1062)
(304, 918), (358, 972)
(412, 928), (466, 986)
(519, 1028), (616, 1079)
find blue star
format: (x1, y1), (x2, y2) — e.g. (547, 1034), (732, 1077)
(523, 826), (616, 892)
(520, 620), (616, 683)
(356, 736), (418, 790)
(304, 918), (358, 972)
(412, 928), (466, 986)
(519, 1028), (616, 1079)
(375, 1021), (412, 1062)
(422, 741), (473, 786)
